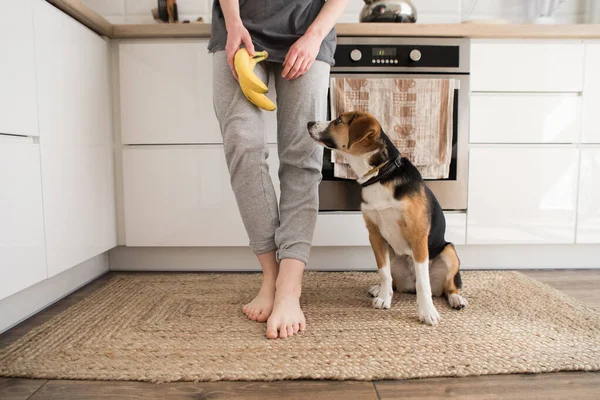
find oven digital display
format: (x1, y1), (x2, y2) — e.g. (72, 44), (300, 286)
(372, 47), (397, 56)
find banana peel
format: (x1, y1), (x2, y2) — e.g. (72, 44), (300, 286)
(234, 48), (276, 111)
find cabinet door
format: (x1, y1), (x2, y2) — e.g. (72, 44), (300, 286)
(470, 94), (581, 144)
(122, 145), (280, 246)
(119, 39), (222, 145)
(576, 147), (600, 243)
(467, 147), (578, 244)
(582, 43), (600, 143)
(33, 0), (117, 277)
(471, 41), (584, 93)
(0, 0), (38, 136)
(0, 135), (46, 300)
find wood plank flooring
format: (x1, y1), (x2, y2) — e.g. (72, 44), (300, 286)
(1, 270), (599, 399)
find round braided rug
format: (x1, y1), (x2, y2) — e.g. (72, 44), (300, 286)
(1, 271), (599, 383)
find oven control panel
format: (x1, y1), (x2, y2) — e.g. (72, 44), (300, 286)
(334, 44), (460, 68)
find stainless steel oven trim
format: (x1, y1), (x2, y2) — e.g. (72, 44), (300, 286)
(332, 37), (470, 74)
(324, 72), (470, 211)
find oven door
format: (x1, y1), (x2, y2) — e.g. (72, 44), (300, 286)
(319, 73), (469, 212)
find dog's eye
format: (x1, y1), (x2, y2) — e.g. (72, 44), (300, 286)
(334, 117), (343, 124)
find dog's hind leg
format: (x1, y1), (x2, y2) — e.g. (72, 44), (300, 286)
(390, 253), (415, 293)
(430, 243), (468, 310)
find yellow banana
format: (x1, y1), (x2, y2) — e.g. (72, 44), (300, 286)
(234, 48), (269, 94)
(240, 84), (276, 111)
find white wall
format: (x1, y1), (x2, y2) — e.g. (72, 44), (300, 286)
(83, 0), (588, 25)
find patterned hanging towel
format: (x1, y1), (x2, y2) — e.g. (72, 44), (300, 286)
(329, 77), (457, 180)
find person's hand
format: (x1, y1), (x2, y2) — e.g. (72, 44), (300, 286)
(225, 22), (255, 80)
(282, 31), (322, 80)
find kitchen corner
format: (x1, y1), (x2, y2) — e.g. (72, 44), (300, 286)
(2, 0), (600, 333)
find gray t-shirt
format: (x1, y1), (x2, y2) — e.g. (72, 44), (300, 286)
(207, 0), (336, 66)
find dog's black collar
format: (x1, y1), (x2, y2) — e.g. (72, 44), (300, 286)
(360, 156), (402, 188)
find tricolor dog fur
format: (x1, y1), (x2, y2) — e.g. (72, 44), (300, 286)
(307, 111), (467, 326)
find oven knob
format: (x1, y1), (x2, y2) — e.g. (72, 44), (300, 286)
(350, 49), (362, 62)
(410, 49), (422, 62)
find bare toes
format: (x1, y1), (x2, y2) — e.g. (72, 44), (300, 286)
(292, 323), (299, 333)
(279, 325), (288, 339)
(267, 321), (277, 339)
(287, 325), (294, 337)
(256, 311), (269, 322)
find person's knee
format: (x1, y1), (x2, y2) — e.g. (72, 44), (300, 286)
(279, 141), (323, 171)
(223, 121), (266, 169)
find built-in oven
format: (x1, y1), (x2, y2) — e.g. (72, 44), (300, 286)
(319, 37), (470, 212)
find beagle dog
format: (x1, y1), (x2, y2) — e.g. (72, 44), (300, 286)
(308, 111), (467, 326)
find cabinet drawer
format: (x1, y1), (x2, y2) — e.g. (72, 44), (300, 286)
(471, 42), (584, 92)
(470, 94), (581, 143)
(0, 0), (38, 137)
(582, 43), (600, 143)
(122, 145), (280, 246)
(466, 146), (578, 244)
(119, 39), (278, 145)
(119, 39), (222, 145)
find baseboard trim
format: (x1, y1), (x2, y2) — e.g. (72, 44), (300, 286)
(109, 244), (600, 272)
(0, 252), (110, 334)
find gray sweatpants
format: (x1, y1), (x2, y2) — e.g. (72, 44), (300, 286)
(212, 51), (330, 264)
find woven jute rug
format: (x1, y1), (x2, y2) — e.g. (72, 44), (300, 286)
(1, 271), (599, 383)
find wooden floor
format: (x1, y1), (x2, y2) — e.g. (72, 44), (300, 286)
(1, 270), (600, 400)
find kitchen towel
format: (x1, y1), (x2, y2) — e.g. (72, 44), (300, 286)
(329, 77), (457, 180)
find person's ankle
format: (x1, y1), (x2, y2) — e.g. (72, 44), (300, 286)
(260, 275), (277, 292)
(275, 275), (302, 297)
(275, 257), (305, 296)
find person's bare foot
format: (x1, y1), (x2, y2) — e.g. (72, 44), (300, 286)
(242, 251), (279, 322)
(242, 280), (275, 322)
(266, 258), (306, 339)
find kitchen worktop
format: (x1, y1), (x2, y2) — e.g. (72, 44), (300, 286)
(50, 0), (600, 40)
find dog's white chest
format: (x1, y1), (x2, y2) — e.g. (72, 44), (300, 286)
(361, 186), (411, 256)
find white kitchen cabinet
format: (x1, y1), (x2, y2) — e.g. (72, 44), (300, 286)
(119, 39), (221, 144)
(467, 146), (578, 244)
(0, 0), (38, 136)
(582, 43), (600, 143)
(0, 135), (46, 300)
(470, 94), (581, 144)
(119, 39), (278, 145)
(576, 147), (600, 243)
(471, 41), (584, 93)
(122, 145), (280, 246)
(33, 0), (116, 277)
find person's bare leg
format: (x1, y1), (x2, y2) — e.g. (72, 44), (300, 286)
(242, 251), (279, 322)
(266, 258), (306, 339)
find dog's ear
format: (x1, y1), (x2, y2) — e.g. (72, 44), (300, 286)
(346, 112), (359, 126)
(347, 117), (377, 150)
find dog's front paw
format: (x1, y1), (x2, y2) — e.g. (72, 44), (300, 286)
(368, 284), (380, 297)
(373, 296), (392, 309)
(448, 293), (468, 309)
(418, 301), (440, 326)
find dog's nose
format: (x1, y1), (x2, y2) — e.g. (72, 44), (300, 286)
(307, 121), (316, 129)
